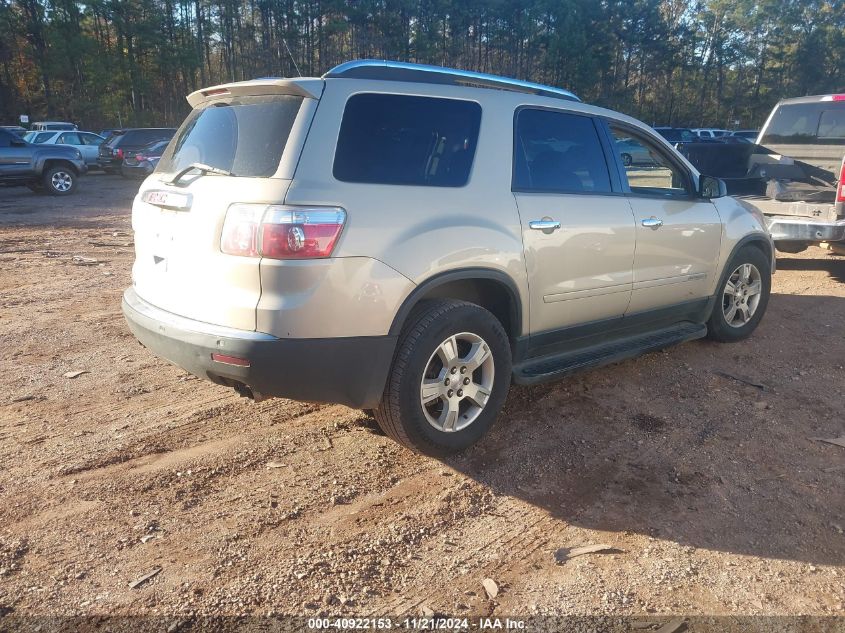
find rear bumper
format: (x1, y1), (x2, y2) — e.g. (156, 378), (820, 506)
(766, 216), (845, 242)
(98, 157), (120, 169)
(122, 288), (396, 409)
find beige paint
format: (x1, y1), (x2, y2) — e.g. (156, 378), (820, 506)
(130, 74), (772, 344)
(626, 197), (722, 313)
(515, 192), (636, 331)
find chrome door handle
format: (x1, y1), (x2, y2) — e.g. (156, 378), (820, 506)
(529, 219), (561, 231)
(641, 217), (663, 229)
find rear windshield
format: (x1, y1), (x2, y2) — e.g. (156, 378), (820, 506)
(760, 101), (845, 145)
(26, 132), (55, 144)
(119, 129), (174, 147)
(333, 93), (482, 187)
(156, 95), (303, 178)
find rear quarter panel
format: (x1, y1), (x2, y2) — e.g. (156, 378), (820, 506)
(283, 79), (530, 336)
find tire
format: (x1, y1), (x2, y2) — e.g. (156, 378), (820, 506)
(621, 153), (633, 167)
(43, 165), (77, 195)
(374, 300), (512, 456)
(706, 245), (771, 343)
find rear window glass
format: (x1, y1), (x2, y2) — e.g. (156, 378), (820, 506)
(27, 132), (55, 144)
(122, 129), (174, 146)
(760, 102), (845, 145)
(157, 95), (302, 177)
(513, 109), (611, 194)
(333, 93), (481, 187)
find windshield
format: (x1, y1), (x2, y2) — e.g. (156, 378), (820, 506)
(760, 101), (845, 145)
(157, 95), (303, 178)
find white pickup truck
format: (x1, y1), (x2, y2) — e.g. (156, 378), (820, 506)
(677, 94), (845, 254)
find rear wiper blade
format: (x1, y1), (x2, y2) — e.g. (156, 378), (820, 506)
(168, 162), (234, 185)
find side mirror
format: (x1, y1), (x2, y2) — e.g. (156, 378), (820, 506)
(700, 175), (727, 199)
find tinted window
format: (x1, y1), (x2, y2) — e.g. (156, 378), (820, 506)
(123, 129), (174, 146)
(761, 102), (845, 144)
(513, 109), (611, 193)
(334, 94), (481, 187)
(158, 96), (301, 178)
(610, 126), (690, 196)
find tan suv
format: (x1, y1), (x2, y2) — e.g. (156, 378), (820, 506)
(123, 60), (774, 456)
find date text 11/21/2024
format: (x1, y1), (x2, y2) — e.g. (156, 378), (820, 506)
(307, 617), (527, 630)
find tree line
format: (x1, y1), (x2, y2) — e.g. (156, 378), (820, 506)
(1, 0), (844, 131)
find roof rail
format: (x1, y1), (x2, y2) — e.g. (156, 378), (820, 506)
(324, 60), (580, 102)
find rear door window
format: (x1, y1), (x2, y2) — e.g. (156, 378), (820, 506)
(513, 108), (611, 194)
(333, 93), (481, 187)
(58, 132), (82, 145)
(760, 102), (845, 144)
(157, 95), (302, 177)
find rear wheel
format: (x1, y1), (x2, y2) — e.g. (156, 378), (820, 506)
(707, 246), (771, 342)
(43, 165), (76, 195)
(374, 300), (511, 456)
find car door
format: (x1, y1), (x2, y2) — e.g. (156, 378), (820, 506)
(513, 107), (636, 343)
(56, 132), (92, 164)
(78, 133), (104, 165)
(605, 123), (722, 314)
(0, 129), (33, 176)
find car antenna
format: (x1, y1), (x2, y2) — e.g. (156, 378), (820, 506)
(282, 38), (302, 77)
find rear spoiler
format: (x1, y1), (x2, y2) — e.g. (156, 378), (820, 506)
(186, 78), (324, 108)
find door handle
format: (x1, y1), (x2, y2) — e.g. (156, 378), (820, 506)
(529, 219), (561, 232)
(641, 217), (663, 229)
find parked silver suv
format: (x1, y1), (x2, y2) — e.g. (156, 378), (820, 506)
(123, 60), (774, 455)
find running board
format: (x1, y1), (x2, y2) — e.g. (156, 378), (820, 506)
(513, 322), (707, 385)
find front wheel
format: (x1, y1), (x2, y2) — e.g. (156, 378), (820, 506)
(374, 300), (512, 456)
(707, 246), (771, 342)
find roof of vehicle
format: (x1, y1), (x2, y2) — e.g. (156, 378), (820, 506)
(32, 121), (76, 125)
(323, 60), (580, 102)
(187, 60), (580, 107)
(776, 94), (845, 105)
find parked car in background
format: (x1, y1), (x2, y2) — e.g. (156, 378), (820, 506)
(99, 128), (119, 139)
(1, 125), (28, 137)
(615, 136), (658, 166)
(30, 121), (78, 131)
(653, 127), (697, 144)
(693, 128), (730, 138)
(0, 127), (87, 194)
(23, 130), (105, 167)
(98, 128), (175, 174)
(121, 140), (169, 178)
(731, 130), (759, 140)
(122, 60), (773, 456)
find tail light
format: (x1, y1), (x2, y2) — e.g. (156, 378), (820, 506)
(114, 148), (123, 158)
(221, 204), (346, 259)
(837, 157), (845, 204)
(135, 154), (145, 161)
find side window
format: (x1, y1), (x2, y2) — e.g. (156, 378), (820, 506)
(58, 132), (82, 145)
(609, 126), (691, 197)
(513, 109), (611, 194)
(80, 133), (102, 145)
(333, 93), (481, 187)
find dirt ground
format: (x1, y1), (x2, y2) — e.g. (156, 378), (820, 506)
(1, 175), (843, 625)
